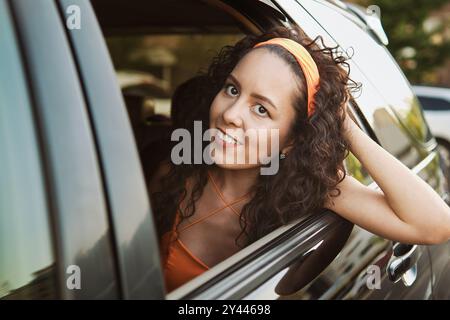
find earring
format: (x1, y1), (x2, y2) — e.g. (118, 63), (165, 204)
(280, 153), (286, 160)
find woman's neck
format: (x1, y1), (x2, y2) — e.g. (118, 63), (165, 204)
(208, 166), (259, 200)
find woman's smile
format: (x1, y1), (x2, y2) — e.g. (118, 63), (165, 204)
(215, 128), (243, 148)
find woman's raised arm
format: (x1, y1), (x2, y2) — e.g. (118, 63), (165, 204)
(324, 115), (450, 245)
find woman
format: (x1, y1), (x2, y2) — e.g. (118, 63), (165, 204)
(149, 26), (450, 292)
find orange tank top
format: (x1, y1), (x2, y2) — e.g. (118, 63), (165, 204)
(160, 171), (249, 292)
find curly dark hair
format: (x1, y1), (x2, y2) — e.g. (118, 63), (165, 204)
(151, 25), (360, 248)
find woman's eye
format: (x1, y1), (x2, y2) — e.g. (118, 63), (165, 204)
(224, 84), (239, 97)
(252, 104), (269, 118)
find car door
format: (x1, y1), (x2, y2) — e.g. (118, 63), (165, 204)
(274, 0), (437, 299)
(53, 0), (166, 299)
(300, 0), (450, 300)
(2, 0), (120, 299)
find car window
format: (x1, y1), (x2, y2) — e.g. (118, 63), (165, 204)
(93, 0), (419, 298)
(93, 0), (256, 294)
(102, 19), (244, 182)
(94, 0), (352, 297)
(0, 2), (57, 299)
(345, 151), (372, 185)
(417, 96), (450, 111)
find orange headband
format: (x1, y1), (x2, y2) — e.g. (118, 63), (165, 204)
(253, 38), (320, 117)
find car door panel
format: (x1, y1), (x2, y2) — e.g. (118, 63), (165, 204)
(169, 211), (353, 300)
(56, 0), (165, 299)
(273, 0), (434, 299)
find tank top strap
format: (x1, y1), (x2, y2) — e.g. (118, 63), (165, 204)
(207, 170), (250, 217)
(178, 194), (248, 232)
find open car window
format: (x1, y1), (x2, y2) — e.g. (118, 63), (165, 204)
(91, 0), (358, 298)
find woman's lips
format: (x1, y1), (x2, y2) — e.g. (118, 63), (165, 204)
(215, 129), (243, 148)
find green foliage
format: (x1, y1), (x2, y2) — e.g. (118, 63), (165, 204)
(349, 0), (450, 84)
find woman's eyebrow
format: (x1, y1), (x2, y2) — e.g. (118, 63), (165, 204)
(227, 74), (242, 91)
(251, 92), (278, 111)
(228, 74), (278, 111)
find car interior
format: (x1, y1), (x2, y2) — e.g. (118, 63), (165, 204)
(91, 0), (266, 183)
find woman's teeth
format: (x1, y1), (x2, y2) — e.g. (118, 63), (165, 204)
(218, 130), (239, 144)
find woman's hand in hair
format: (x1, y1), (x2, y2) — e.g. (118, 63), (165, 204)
(341, 109), (359, 147)
(326, 111), (450, 245)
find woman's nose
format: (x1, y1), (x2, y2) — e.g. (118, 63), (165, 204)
(222, 99), (244, 128)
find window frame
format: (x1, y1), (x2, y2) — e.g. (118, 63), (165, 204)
(87, 0), (357, 299)
(86, 0), (346, 299)
(0, 0), (56, 299)
(9, 0), (120, 299)
(55, 0), (166, 299)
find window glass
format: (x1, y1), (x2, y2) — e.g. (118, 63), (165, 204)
(0, 2), (57, 299)
(345, 152), (372, 185)
(417, 96), (450, 111)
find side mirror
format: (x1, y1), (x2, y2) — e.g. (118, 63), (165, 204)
(347, 3), (389, 46)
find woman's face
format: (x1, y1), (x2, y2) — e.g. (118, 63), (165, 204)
(209, 48), (300, 170)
